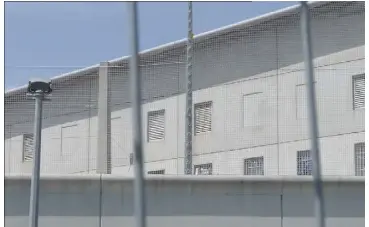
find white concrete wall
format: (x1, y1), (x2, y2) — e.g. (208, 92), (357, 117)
(5, 45), (364, 176)
(4, 3), (365, 176)
(4, 175), (365, 227)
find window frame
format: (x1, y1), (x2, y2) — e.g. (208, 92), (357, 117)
(194, 163), (213, 175)
(244, 156), (264, 175)
(60, 124), (78, 156)
(147, 109), (166, 142)
(194, 101), (213, 135)
(295, 82), (316, 119)
(242, 92), (263, 128)
(22, 133), (34, 162)
(354, 142), (365, 176)
(148, 169), (165, 175)
(297, 150), (312, 176)
(352, 74), (365, 110)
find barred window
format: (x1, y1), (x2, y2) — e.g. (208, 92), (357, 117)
(194, 101), (212, 135)
(244, 157), (264, 175)
(22, 134), (34, 162)
(354, 143), (365, 176)
(194, 163), (212, 175)
(148, 169), (165, 175)
(297, 150), (312, 176)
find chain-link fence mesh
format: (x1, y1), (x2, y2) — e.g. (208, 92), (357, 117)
(5, 66), (99, 175)
(4, 1), (365, 177)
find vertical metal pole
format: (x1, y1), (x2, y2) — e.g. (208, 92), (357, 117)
(28, 92), (44, 227)
(300, 2), (326, 227)
(184, 1), (193, 175)
(97, 62), (111, 174)
(127, 2), (146, 227)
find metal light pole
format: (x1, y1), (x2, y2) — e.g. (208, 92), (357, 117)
(127, 2), (146, 227)
(27, 80), (52, 227)
(300, 2), (326, 227)
(184, 1), (194, 175)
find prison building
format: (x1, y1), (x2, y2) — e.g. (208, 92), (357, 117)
(4, 1), (365, 176)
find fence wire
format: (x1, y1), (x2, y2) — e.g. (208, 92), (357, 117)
(4, 1), (365, 178)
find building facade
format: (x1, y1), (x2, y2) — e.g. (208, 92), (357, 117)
(4, 2), (365, 176)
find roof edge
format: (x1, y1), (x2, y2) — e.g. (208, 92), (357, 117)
(5, 1), (327, 97)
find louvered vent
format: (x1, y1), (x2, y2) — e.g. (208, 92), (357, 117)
(353, 74), (365, 109)
(23, 134), (34, 162)
(194, 101), (212, 135)
(147, 109), (165, 141)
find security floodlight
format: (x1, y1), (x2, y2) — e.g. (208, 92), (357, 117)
(27, 79), (52, 94)
(27, 78), (52, 227)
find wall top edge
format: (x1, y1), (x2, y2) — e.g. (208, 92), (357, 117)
(4, 174), (365, 183)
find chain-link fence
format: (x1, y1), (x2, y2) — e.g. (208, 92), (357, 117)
(4, 1), (365, 177)
(5, 66), (99, 174)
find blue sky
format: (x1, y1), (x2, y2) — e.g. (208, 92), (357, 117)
(5, 1), (296, 90)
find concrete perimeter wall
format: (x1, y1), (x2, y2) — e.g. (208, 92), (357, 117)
(5, 175), (364, 227)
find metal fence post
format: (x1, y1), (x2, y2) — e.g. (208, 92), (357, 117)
(97, 61), (111, 174)
(300, 2), (326, 227)
(127, 2), (146, 227)
(28, 92), (44, 227)
(184, 1), (194, 175)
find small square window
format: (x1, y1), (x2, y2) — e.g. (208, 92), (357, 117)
(194, 163), (212, 175)
(244, 157), (264, 175)
(297, 150), (312, 176)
